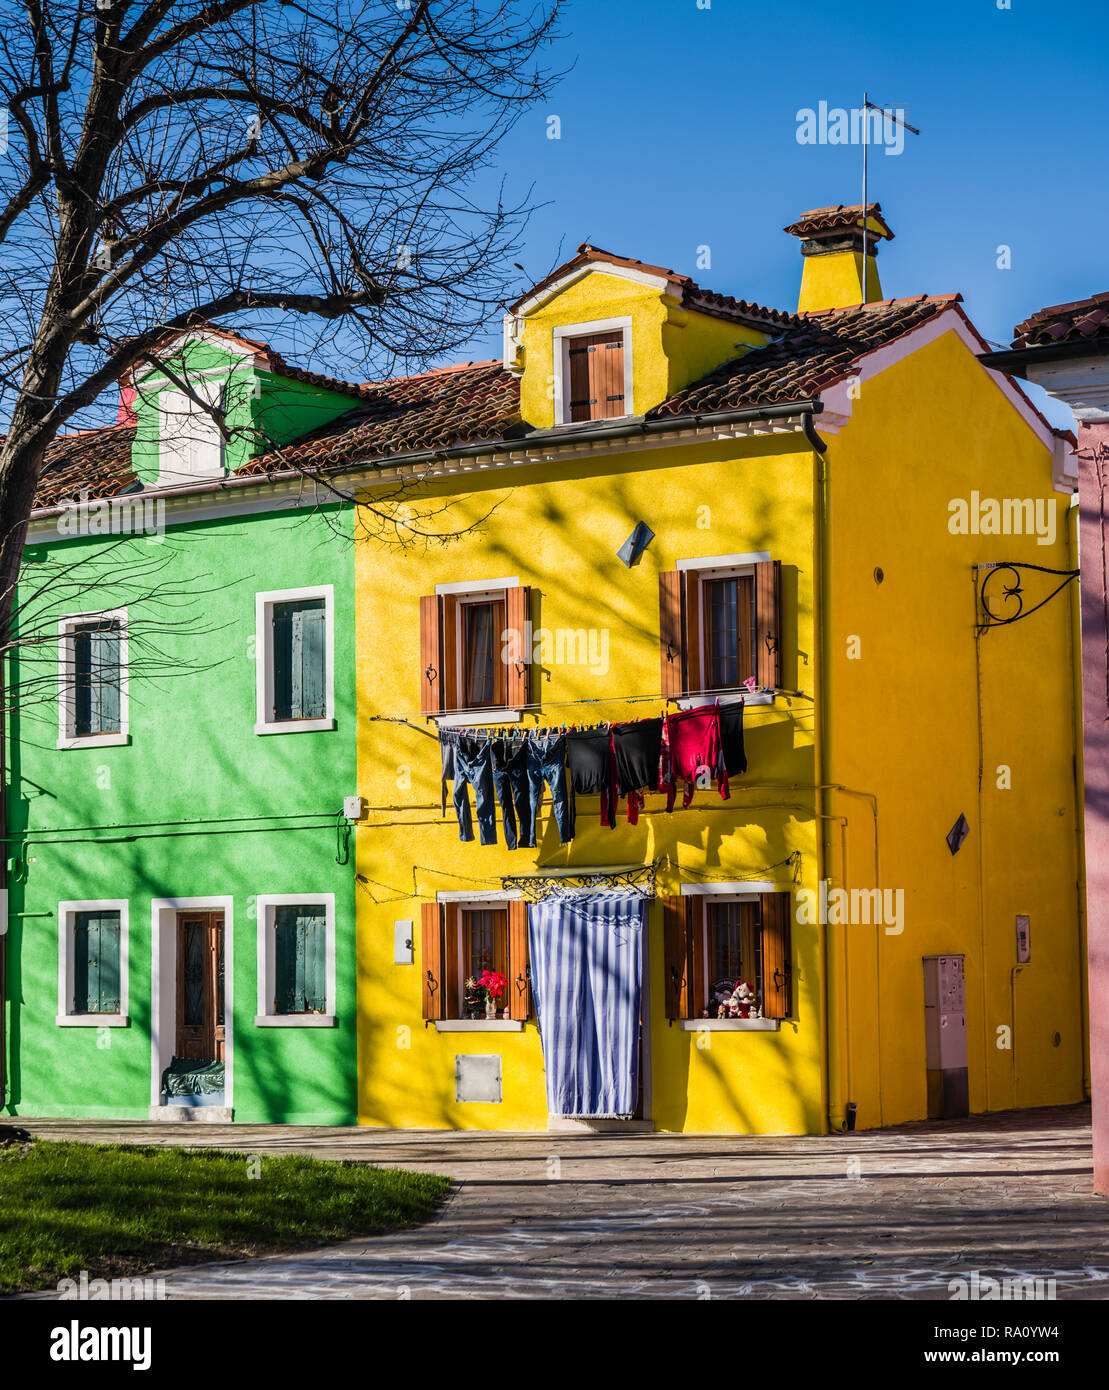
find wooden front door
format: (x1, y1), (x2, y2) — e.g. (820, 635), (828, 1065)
(175, 911), (225, 1061)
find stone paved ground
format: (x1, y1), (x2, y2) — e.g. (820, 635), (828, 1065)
(12, 1104), (1109, 1299)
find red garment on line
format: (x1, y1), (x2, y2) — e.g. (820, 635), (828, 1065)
(662, 702), (729, 811)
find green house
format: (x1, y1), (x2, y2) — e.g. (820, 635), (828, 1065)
(2, 328), (366, 1123)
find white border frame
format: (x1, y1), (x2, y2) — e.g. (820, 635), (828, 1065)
(434, 578), (525, 727)
(254, 892), (337, 1027)
(674, 557), (768, 708)
(254, 584), (335, 735)
(56, 899), (130, 1026)
(150, 895), (234, 1110)
(56, 608), (129, 749)
(553, 317), (634, 426)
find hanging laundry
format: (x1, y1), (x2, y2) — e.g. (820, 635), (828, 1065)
(611, 717), (663, 825)
(526, 732), (574, 846)
(719, 701), (747, 777)
(450, 732), (499, 845)
(440, 728), (456, 816)
(566, 727), (617, 830)
(491, 734), (534, 851)
(662, 702), (729, 811)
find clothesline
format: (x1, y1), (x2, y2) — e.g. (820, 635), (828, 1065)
(366, 683), (809, 729)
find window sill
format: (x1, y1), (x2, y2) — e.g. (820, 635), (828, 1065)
(677, 691), (774, 710)
(434, 1019), (525, 1032)
(56, 1014), (129, 1027)
(56, 733), (130, 750)
(436, 709), (522, 728)
(254, 717), (336, 736)
(677, 1018), (781, 1031)
(254, 1014), (336, 1027)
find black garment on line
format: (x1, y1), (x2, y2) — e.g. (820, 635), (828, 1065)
(720, 702), (747, 777)
(565, 728), (616, 829)
(611, 717), (663, 794)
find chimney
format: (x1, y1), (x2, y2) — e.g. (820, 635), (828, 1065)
(117, 379), (137, 426)
(783, 203), (894, 313)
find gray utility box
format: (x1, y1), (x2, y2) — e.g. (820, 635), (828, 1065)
(455, 1054), (502, 1104)
(923, 954), (969, 1119)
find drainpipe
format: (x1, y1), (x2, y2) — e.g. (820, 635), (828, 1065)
(808, 411), (847, 1134)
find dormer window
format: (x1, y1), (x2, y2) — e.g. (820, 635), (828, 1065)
(157, 378), (226, 482)
(554, 318), (632, 425)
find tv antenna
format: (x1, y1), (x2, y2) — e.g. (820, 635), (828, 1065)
(861, 93), (920, 302)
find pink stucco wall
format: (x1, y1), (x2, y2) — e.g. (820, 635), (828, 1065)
(1079, 418), (1109, 1194)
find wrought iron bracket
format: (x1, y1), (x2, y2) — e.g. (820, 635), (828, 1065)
(977, 562), (1079, 630)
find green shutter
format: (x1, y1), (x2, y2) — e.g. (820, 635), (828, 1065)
(274, 905), (326, 1013)
(74, 910), (121, 1013)
(273, 600), (325, 720)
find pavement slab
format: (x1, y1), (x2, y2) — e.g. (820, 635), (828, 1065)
(12, 1103), (1109, 1299)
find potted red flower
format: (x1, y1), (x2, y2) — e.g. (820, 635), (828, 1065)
(476, 970), (508, 1020)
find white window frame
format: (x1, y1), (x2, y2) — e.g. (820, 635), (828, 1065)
(56, 899), (130, 1026)
(56, 608), (130, 749)
(254, 585), (335, 735)
(553, 316), (633, 426)
(434, 577), (523, 727)
(433, 895), (525, 1033)
(254, 892), (337, 1026)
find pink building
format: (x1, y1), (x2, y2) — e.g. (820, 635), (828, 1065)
(985, 294), (1109, 1195)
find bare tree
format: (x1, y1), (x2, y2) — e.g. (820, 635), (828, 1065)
(0, 0), (562, 647)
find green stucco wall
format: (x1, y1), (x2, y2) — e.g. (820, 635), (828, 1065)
(4, 503), (357, 1124)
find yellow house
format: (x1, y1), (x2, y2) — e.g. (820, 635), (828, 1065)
(338, 202), (1086, 1133)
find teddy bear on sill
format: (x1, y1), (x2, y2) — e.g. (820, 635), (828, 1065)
(704, 979), (762, 1021)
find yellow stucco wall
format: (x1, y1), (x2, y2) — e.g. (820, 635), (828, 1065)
(821, 328), (1085, 1130)
(354, 438), (823, 1133)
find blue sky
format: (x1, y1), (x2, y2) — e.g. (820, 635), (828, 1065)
(457, 0), (1108, 426)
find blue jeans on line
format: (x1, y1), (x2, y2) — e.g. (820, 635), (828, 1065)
(526, 733), (574, 846)
(452, 735), (498, 845)
(492, 737), (534, 851)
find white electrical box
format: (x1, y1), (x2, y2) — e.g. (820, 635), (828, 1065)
(455, 1055), (502, 1104)
(343, 796), (365, 821)
(394, 920), (414, 965)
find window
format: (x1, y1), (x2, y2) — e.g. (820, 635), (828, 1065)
(463, 598), (506, 708)
(255, 586), (334, 735)
(57, 610), (129, 748)
(255, 894), (336, 1025)
(659, 556), (781, 700)
(421, 900), (530, 1021)
(57, 900), (129, 1025)
(554, 318), (632, 425)
(662, 892), (791, 1022)
(158, 380), (225, 482)
(419, 581), (530, 722)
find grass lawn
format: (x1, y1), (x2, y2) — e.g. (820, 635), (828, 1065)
(0, 1138), (450, 1294)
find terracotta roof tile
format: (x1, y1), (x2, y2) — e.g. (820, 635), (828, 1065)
(783, 202), (895, 242)
(29, 295), (964, 503)
(1012, 293), (1109, 348)
(649, 295), (957, 418)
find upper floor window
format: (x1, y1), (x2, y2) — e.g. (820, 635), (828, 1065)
(158, 379), (226, 482)
(255, 586), (335, 735)
(57, 609), (129, 749)
(419, 580), (530, 724)
(659, 555), (781, 701)
(554, 319), (632, 425)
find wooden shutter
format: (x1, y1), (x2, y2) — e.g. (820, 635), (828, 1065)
(659, 571), (685, 697)
(293, 601), (327, 719)
(688, 896), (707, 1020)
(756, 559), (782, 691)
(739, 901), (760, 990)
(759, 891), (792, 1019)
(421, 902), (445, 1019)
(567, 331), (624, 422)
(662, 895), (690, 1020)
(507, 899), (531, 1020)
(505, 586), (531, 710)
(567, 336), (594, 422)
(684, 571), (702, 698)
(419, 595), (441, 715)
(274, 905), (326, 1013)
(440, 594), (459, 713)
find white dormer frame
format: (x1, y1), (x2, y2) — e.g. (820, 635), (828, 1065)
(553, 317), (634, 427)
